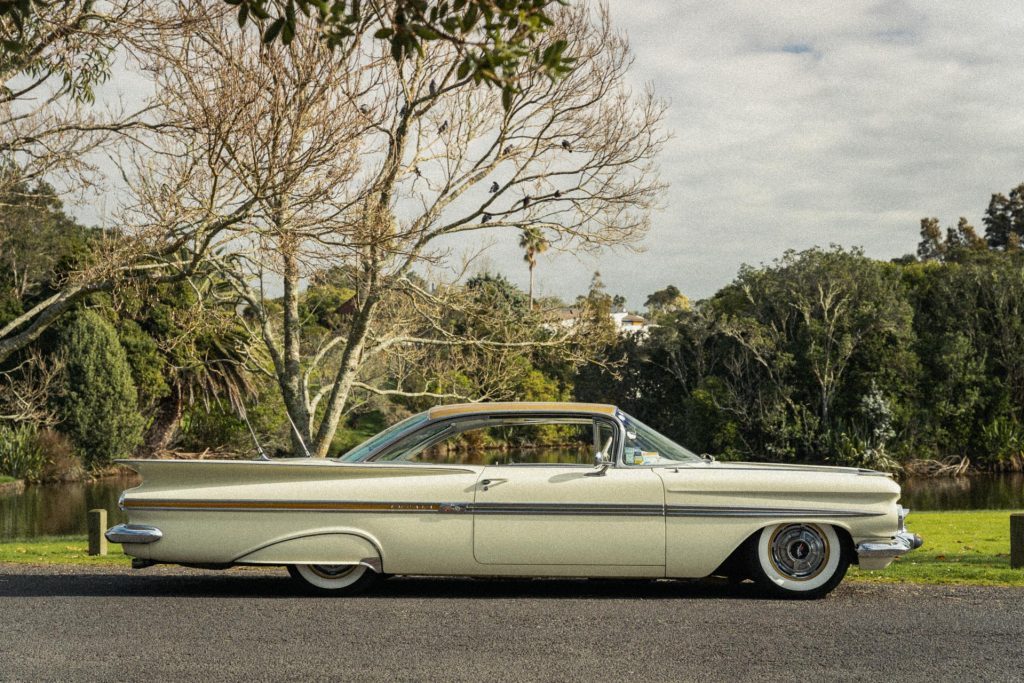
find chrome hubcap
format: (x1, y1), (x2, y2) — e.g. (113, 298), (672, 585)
(770, 525), (828, 580)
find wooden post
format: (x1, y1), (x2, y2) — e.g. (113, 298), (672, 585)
(1012, 513), (1024, 570)
(88, 509), (107, 557)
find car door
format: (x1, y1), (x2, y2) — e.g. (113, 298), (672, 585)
(472, 463), (665, 568)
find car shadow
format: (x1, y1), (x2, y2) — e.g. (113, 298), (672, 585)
(0, 569), (780, 600)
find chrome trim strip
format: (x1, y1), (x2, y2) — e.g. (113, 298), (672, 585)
(123, 499), (445, 513)
(105, 523), (163, 544)
(665, 505), (881, 518)
(122, 498), (882, 518)
(471, 503), (664, 516)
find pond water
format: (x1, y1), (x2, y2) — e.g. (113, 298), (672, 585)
(900, 473), (1024, 511)
(0, 472), (1021, 540)
(0, 474), (138, 540)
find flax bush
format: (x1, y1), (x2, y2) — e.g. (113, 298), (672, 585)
(0, 422), (46, 482)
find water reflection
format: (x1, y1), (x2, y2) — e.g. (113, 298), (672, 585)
(899, 473), (1024, 511)
(1, 471), (1021, 540)
(0, 475), (139, 540)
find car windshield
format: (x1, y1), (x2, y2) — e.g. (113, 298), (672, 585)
(618, 411), (702, 465)
(336, 412), (430, 462)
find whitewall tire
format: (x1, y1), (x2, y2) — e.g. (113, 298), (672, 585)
(747, 523), (849, 599)
(287, 563), (378, 594)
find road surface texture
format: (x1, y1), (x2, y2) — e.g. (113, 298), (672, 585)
(0, 564), (1021, 682)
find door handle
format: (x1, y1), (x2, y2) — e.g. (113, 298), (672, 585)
(480, 478), (507, 491)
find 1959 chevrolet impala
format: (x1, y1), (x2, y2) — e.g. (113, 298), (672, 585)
(107, 402), (922, 598)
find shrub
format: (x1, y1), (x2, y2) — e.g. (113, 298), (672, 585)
(54, 310), (144, 468)
(979, 417), (1023, 467)
(178, 403), (250, 453)
(0, 422), (46, 482)
(36, 429), (85, 482)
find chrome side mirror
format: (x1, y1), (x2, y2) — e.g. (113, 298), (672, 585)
(586, 452), (610, 477)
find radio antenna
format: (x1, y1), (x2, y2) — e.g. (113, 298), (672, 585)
(284, 410), (312, 458)
(241, 409), (269, 461)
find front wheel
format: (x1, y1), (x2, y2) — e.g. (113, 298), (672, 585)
(745, 523), (849, 599)
(287, 563), (379, 595)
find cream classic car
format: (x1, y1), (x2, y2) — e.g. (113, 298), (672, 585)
(107, 402), (922, 598)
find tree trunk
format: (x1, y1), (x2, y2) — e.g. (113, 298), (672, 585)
(528, 263), (535, 309)
(312, 296), (379, 458)
(140, 384), (184, 456)
(279, 247), (313, 456)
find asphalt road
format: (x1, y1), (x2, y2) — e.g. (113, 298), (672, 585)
(0, 565), (1021, 683)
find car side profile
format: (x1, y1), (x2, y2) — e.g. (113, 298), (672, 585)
(107, 402), (922, 598)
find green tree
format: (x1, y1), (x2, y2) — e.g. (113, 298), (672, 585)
(983, 183), (1024, 250)
(644, 284), (690, 318)
(114, 277), (260, 455)
(0, 177), (93, 326)
(54, 310), (144, 467)
(225, 0), (573, 109)
(918, 217), (987, 262)
(2, 1), (572, 112)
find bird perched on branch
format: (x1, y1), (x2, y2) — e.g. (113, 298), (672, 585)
(561, 139), (572, 152)
(429, 79), (437, 96)
(360, 104), (370, 115)
(438, 120), (449, 135)
(489, 181), (499, 193)
(522, 195), (531, 208)
(502, 145), (513, 156)
(481, 213), (492, 223)
(554, 190), (562, 198)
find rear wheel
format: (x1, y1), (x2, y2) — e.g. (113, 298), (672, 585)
(287, 563), (379, 594)
(746, 523), (849, 599)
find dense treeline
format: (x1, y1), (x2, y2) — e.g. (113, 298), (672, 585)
(578, 184), (1024, 472)
(3, 180), (1024, 478)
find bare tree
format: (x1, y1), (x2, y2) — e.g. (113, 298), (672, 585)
(0, 350), (65, 426)
(0, 1), (148, 198)
(141, 2), (665, 457)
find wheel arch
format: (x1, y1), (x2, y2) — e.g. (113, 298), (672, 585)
(712, 519), (856, 578)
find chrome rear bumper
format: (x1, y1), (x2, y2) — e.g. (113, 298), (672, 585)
(105, 524), (163, 545)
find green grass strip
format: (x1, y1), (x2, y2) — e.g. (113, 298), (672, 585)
(849, 509), (1024, 586)
(0, 536), (129, 565)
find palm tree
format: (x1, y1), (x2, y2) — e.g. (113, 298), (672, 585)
(519, 227), (549, 309)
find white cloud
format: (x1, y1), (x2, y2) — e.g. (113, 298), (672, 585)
(526, 0), (1024, 305)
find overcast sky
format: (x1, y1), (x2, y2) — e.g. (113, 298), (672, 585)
(84, 1), (1024, 308)
(495, 0), (1024, 307)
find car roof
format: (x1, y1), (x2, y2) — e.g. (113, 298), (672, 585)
(427, 402), (618, 419)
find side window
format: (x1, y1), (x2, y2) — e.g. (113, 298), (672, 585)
(374, 418), (616, 465)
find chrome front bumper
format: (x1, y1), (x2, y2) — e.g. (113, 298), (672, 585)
(105, 524), (163, 545)
(856, 506), (923, 570)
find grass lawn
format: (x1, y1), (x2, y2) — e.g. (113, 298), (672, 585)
(2, 510), (1023, 586)
(0, 536), (129, 566)
(0, 475), (15, 484)
(848, 510), (1024, 586)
